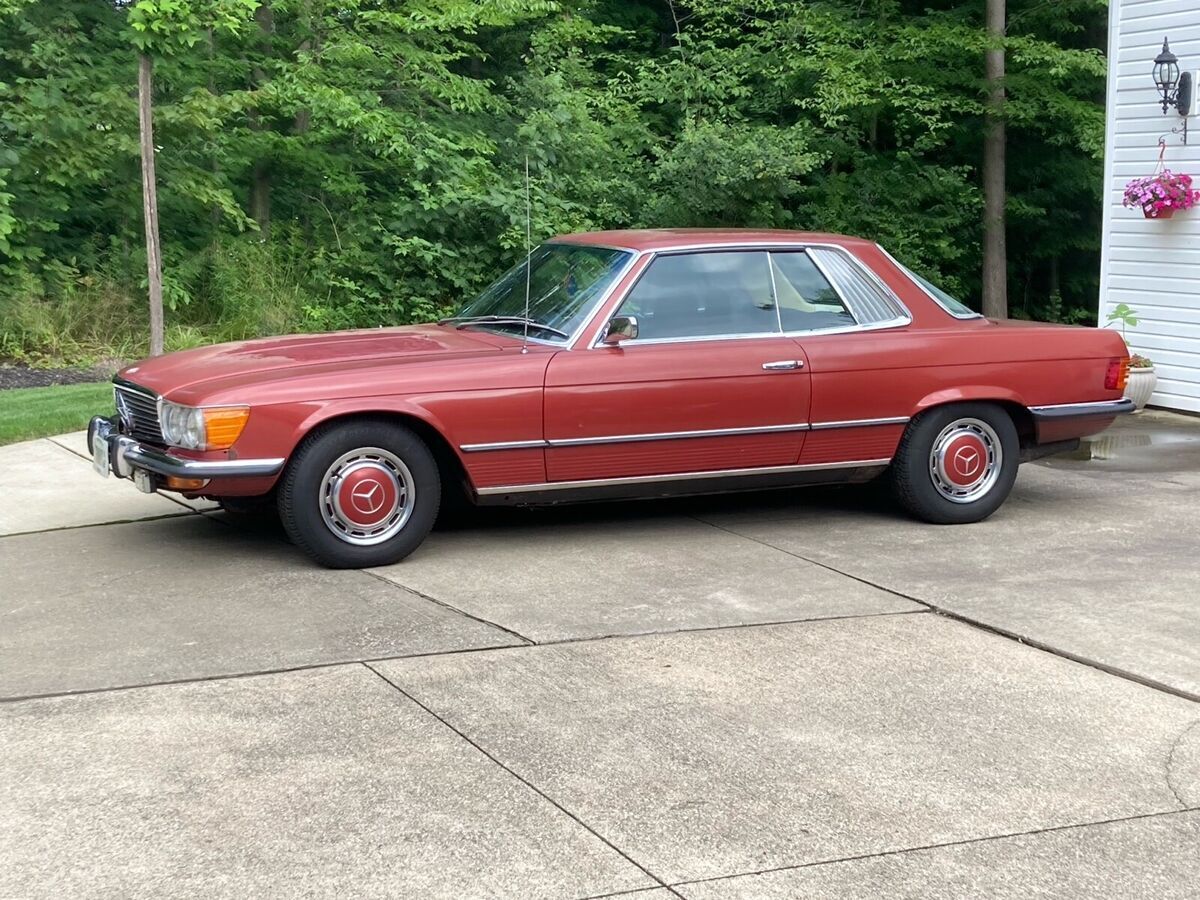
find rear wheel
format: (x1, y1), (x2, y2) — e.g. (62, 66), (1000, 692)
(890, 403), (1019, 524)
(278, 420), (440, 568)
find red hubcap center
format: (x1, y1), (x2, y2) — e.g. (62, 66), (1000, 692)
(942, 434), (988, 486)
(336, 464), (399, 527)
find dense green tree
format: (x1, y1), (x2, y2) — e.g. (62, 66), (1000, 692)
(0, 0), (1109, 362)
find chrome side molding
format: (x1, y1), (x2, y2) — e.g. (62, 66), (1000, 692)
(461, 422), (811, 453)
(476, 458), (893, 496)
(549, 422), (812, 448)
(809, 416), (910, 430)
(460, 416), (909, 453)
(459, 438), (550, 453)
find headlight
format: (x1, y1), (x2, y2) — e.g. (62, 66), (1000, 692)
(158, 400), (250, 451)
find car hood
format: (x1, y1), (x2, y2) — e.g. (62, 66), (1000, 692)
(118, 325), (515, 400)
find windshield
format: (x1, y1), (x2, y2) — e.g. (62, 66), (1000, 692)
(451, 243), (634, 341)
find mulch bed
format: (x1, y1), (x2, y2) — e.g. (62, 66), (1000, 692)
(0, 363), (117, 391)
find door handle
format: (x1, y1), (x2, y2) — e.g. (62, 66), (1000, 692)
(762, 360), (803, 371)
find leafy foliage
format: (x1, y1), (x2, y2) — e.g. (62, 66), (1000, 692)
(0, 0), (1109, 362)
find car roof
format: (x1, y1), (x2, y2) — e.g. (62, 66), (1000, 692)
(550, 229), (874, 253)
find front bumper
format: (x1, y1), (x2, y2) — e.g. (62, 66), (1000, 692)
(88, 415), (285, 489)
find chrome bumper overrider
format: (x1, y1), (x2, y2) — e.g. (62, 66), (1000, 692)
(87, 415), (284, 483)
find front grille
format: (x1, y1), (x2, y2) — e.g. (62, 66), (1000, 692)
(114, 382), (164, 444)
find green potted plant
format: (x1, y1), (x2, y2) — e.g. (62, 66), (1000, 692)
(1105, 303), (1157, 410)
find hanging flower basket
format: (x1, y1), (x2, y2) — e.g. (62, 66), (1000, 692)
(1123, 169), (1200, 219)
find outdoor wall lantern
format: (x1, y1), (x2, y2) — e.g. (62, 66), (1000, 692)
(1153, 38), (1192, 144)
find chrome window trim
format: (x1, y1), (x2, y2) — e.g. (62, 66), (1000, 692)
(586, 242), (911, 349)
(875, 244), (983, 320)
(766, 252), (785, 333)
(460, 422), (812, 453)
(476, 457), (893, 495)
(563, 241), (644, 255)
(810, 416), (911, 430)
(589, 331), (791, 349)
(783, 316), (910, 338)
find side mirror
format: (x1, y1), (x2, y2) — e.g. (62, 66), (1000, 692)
(601, 315), (639, 345)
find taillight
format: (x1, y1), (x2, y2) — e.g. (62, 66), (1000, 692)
(1105, 356), (1130, 391)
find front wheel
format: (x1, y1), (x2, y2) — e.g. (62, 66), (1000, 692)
(277, 420), (440, 568)
(890, 403), (1019, 524)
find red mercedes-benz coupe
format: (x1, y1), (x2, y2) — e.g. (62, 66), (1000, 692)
(89, 230), (1132, 567)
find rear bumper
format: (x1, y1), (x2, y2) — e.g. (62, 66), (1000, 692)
(1028, 398), (1134, 445)
(1028, 398), (1135, 420)
(88, 416), (285, 481)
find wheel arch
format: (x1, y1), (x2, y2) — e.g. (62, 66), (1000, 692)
(292, 405), (474, 502)
(911, 388), (1035, 446)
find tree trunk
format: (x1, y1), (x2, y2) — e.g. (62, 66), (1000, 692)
(982, 0), (1007, 319)
(249, 2), (274, 240)
(138, 53), (165, 357)
(250, 163), (271, 240)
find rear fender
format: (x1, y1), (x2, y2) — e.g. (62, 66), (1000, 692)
(912, 386), (1027, 416)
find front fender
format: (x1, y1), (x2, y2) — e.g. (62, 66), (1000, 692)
(293, 398), (457, 453)
(226, 397), (463, 471)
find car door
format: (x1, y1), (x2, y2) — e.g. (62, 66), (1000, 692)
(773, 246), (916, 467)
(543, 250), (812, 483)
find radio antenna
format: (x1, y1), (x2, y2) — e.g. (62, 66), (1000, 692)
(522, 154), (532, 354)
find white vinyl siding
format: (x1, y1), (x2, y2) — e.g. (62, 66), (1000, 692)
(1099, 0), (1200, 413)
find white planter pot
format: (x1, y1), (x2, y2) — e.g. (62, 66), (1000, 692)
(1124, 365), (1157, 410)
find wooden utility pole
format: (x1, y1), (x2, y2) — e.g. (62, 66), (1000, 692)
(982, 0), (1007, 320)
(138, 52), (165, 356)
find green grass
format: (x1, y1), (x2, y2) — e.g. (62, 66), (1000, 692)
(0, 382), (114, 447)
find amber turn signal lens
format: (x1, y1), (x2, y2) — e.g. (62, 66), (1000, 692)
(1104, 357), (1130, 392)
(202, 406), (250, 450)
(164, 476), (209, 491)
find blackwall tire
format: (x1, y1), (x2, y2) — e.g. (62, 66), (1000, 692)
(890, 403), (1019, 525)
(277, 420), (440, 568)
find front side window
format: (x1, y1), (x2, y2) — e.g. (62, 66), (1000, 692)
(615, 251), (777, 341)
(453, 243), (633, 340)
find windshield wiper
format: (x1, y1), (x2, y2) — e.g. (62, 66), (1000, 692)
(439, 315), (570, 339)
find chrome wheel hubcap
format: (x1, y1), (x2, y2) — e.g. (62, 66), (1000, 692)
(319, 447), (415, 545)
(929, 418), (1002, 504)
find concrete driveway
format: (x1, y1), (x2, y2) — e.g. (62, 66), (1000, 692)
(2, 416), (1199, 898)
